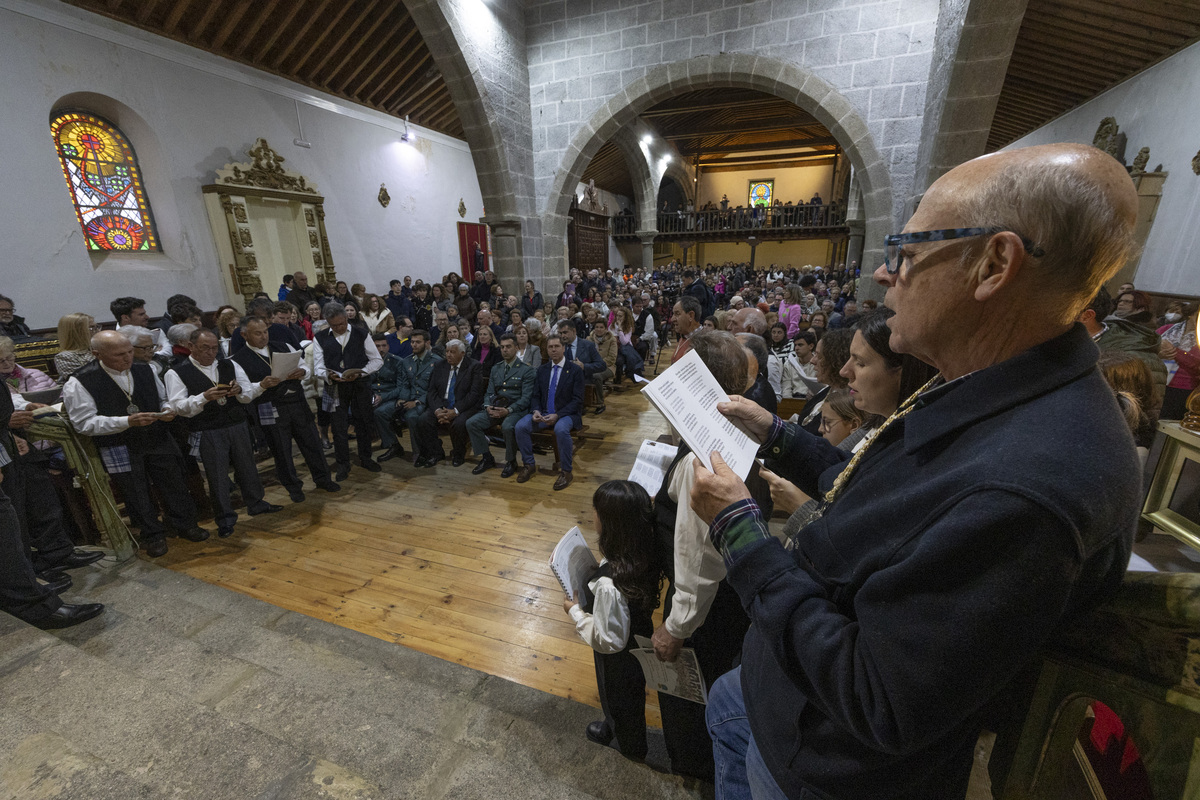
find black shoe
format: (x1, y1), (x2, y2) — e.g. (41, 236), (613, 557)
(249, 504), (284, 516)
(585, 720), (613, 746)
(472, 454), (496, 475)
(594, 404), (606, 415)
(423, 455), (442, 468)
(377, 444), (404, 462)
(316, 479), (341, 492)
(288, 490), (306, 503)
(177, 527), (210, 543)
(218, 526), (235, 538)
(359, 457), (382, 473)
(334, 463), (350, 482)
(38, 571), (72, 594)
(500, 460), (517, 479)
(34, 602), (105, 630)
(56, 549), (105, 570)
(144, 539), (168, 558)
(413, 454), (428, 467)
(451, 454), (465, 467)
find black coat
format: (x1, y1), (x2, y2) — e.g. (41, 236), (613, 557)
(425, 357), (487, 417)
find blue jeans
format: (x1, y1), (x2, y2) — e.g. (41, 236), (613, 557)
(707, 667), (794, 800)
(514, 413), (579, 472)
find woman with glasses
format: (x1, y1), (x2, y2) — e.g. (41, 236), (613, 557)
(53, 313), (96, 383)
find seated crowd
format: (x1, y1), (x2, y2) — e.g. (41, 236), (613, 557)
(0, 143), (1188, 797)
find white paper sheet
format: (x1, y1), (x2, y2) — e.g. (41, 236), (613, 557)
(631, 635), (708, 705)
(641, 348), (758, 480)
(788, 353), (826, 395)
(548, 526), (599, 601)
(270, 349), (304, 380)
(626, 439), (679, 497)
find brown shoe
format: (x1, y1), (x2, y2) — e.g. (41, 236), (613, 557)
(553, 471), (573, 491)
(516, 464), (537, 483)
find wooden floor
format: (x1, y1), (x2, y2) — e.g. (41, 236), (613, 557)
(159, 372), (672, 723)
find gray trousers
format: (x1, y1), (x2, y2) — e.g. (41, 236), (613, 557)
(466, 410), (520, 463)
(197, 421), (268, 529)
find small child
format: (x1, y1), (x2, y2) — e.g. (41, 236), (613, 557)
(562, 480), (661, 760)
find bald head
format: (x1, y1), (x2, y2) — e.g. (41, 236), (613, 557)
(91, 329), (133, 371)
(730, 307), (767, 335)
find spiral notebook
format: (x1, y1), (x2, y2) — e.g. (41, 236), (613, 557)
(548, 526), (599, 601)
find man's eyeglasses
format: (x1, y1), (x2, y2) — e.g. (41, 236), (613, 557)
(0, 307), (14, 315)
(884, 227), (1045, 274)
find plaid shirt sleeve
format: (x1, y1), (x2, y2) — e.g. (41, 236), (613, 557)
(708, 498), (770, 567)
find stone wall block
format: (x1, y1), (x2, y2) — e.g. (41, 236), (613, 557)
(839, 31), (878, 63)
(676, 14), (707, 39)
(646, 19), (676, 44)
(852, 57), (893, 89)
(956, 19), (1025, 61)
(591, 30), (622, 55)
(691, 35), (724, 58)
(939, 93), (1000, 132)
(708, 7), (742, 34)
(946, 55), (1012, 99)
(752, 23), (789, 48)
(662, 39), (691, 63)
(822, 7), (862, 36)
(803, 33), (840, 65)
(723, 28), (755, 53)
(621, 25), (648, 49)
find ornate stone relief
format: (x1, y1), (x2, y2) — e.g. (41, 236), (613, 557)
(217, 139), (317, 194)
(239, 228), (253, 247)
(458, 198), (467, 218)
(378, 184), (390, 208)
(1093, 117), (1123, 161)
(304, 209), (315, 226)
(1131, 147), (1150, 176)
(233, 204), (247, 223)
(309, 231), (319, 248)
(1193, 150), (1200, 176)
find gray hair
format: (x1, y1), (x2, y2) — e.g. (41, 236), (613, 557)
(736, 332), (768, 373)
(167, 323), (197, 347)
(323, 302), (347, 322)
(0, 335), (13, 357)
(116, 325), (154, 346)
(526, 318), (542, 333)
(444, 339), (467, 355)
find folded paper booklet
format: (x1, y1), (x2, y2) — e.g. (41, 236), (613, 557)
(626, 439), (678, 497)
(640, 348), (758, 480)
(548, 526), (599, 601)
(788, 353), (827, 396)
(270, 349), (303, 380)
(632, 635), (708, 705)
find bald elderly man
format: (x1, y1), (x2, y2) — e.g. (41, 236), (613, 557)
(693, 144), (1142, 799)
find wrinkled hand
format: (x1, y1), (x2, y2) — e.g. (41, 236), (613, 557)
(716, 395), (772, 443)
(759, 466), (810, 516)
(26, 403), (47, 411)
(403, 400), (417, 410)
(202, 386), (229, 402)
(651, 624), (684, 662)
(127, 412), (160, 427)
(157, 409), (177, 422)
(487, 406), (509, 419)
(9, 410), (35, 429)
(260, 376), (282, 389)
(225, 382), (242, 397)
(562, 594), (577, 614)
(1160, 340), (1178, 360)
(285, 368), (305, 381)
(542, 413), (558, 425)
(340, 369), (363, 382)
(531, 411), (544, 423)
(690, 452), (751, 525)
(14, 437), (29, 456)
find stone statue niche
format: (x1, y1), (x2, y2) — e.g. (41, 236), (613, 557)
(201, 139), (338, 304)
(1092, 117), (1127, 164)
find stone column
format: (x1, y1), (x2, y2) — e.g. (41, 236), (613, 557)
(846, 219), (865, 271)
(747, 236), (758, 271)
(485, 216), (526, 297)
(637, 230), (657, 272)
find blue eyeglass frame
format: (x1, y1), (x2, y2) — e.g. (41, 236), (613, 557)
(883, 227), (1045, 274)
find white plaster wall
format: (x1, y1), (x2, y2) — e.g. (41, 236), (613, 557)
(1006, 40), (1200, 295)
(0, 0), (484, 329)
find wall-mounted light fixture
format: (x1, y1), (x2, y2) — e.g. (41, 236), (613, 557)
(641, 134), (653, 144)
(400, 115), (412, 143)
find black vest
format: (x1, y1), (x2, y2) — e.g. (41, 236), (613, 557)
(654, 443), (774, 584)
(231, 343), (305, 405)
(579, 562), (654, 647)
(73, 361), (171, 450)
(170, 359), (246, 431)
(316, 327), (369, 376)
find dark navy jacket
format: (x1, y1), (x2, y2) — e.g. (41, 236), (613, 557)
(728, 325), (1138, 799)
(531, 359), (584, 421)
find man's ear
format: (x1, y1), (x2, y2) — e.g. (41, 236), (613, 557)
(972, 232), (1028, 302)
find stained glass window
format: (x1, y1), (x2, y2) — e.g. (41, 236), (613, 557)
(50, 111), (159, 252)
(748, 179), (773, 208)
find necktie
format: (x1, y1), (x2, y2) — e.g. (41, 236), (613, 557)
(448, 367), (457, 407)
(547, 364), (559, 415)
(566, 343), (573, 362)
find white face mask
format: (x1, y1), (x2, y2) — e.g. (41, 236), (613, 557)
(1165, 313), (1182, 323)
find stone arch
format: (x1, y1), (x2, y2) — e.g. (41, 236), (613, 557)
(541, 54), (894, 282)
(608, 126), (657, 232)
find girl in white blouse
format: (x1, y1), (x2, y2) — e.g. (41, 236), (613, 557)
(562, 480), (660, 760)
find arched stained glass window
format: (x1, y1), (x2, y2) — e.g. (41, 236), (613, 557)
(50, 111), (159, 252)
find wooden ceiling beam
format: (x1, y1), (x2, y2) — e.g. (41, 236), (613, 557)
(1017, 21), (1153, 64)
(291, 1), (363, 75)
(107, 0), (121, 11)
(678, 137), (840, 157)
(375, 52), (433, 106)
(1008, 48), (1122, 86)
(344, 25), (418, 95)
(240, 0), (297, 58)
(304, 0), (384, 79)
(322, 2), (394, 87)
(664, 120), (826, 140)
(337, 13), (411, 93)
(270, 0), (337, 69)
(364, 49), (422, 104)
(387, 75), (443, 115)
(1028, 3), (1190, 47)
(212, 0), (260, 51)
(188, 1), (224, 43)
(1042, 0), (1200, 30)
(135, 0), (161, 24)
(161, 0), (193, 35)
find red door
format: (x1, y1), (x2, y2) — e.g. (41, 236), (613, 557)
(458, 222), (489, 282)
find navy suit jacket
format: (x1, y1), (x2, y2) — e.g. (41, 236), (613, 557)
(563, 337), (605, 377)
(532, 359), (584, 420)
(425, 357), (487, 418)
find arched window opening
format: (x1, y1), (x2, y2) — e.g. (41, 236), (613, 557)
(50, 110), (160, 252)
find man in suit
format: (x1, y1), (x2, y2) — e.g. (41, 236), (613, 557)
(165, 329), (282, 538)
(232, 316), (339, 502)
(313, 302), (384, 480)
(414, 339), (486, 467)
(63, 330), (209, 557)
(554, 320), (604, 393)
(514, 334), (584, 491)
(388, 329), (441, 463)
(466, 333), (535, 477)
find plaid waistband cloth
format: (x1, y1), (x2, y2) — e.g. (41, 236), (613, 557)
(0, 441), (11, 469)
(188, 432), (202, 459)
(257, 401), (279, 427)
(320, 386), (339, 412)
(98, 445), (132, 474)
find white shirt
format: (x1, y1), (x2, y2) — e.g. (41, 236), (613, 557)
(568, 569), (631, 655)
(237, 344), (310, 403)
(663, 451), (726, 640)
(164, 356), (256, 417)
(63, 363), (168, 436)
(312, 329), (384, 381)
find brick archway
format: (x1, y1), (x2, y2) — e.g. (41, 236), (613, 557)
(541, 54), (894, 282)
